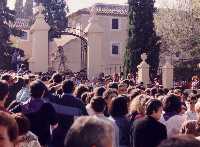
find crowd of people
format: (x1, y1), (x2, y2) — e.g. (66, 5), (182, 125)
(0, 70), (200, 147)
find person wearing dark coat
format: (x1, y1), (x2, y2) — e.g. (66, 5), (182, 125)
(131, 99), (167, 147)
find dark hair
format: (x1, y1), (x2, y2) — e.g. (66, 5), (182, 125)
(0, 111), (18, 142)
(0, 80), (9, 100)
(150, 88), (157, 97)
(145, 99), (162, 115)
(103, 88), (118, 100)
(12, 113), (30, 136)
(30, 80), (45, 98)
(1, 74), (12, 82)
(108, 82), (118, 90)
(163, 94), (182, 113)
(94, 87), (106, 97)
(62, 80), (74, 93)
(91, 96), (106, 113)
(74, 85), (88, 99)
(158, 135), (200, 147)
(81, 92), (89, 105)
(109, 96), (128, 117)
(52, 73), (63, 84)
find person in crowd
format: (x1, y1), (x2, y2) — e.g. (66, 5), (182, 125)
(90, 96), (107, 117)
(191, 75), (200, 90)
(50, 80), (88, 147)
(12, 80), (58, 146)
(160, 94), (186, 137)
(90, 96), (119, 147)
(158, 135), (200, 147)
(118, 82), (128, 95)
(0, 111), (18, 147)
(185, 95), (198, 120)
(1, 74), (21, 107)
(73, 84), (88, 99)
(64, 116), (114, 147)
(16, 78), (30, 103)
(129, 94), (149, 122)
(0, 80), (10, 113)
(102, 88), (118, 116)
(94, 86), (106, 97)
(109, 96), (130, 147)
(180, 120), (200, 137)
(131, 99), (167, 147)
(13, 113), (41, 147)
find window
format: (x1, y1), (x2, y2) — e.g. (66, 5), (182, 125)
(20, 31), (28, 40)
(112, 18), (119, 30)
(112, 44), (119, 55)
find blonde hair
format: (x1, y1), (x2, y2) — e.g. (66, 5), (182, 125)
(129, 94), (148, 114)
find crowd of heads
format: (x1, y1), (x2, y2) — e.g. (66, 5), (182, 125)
(0, 70), (200, 147)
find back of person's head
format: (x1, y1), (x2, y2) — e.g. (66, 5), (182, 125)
(30, 80), (45, 99)
(91, 96), (106, 113)
(64, 116), (114, 147)
(62, 80), (74, 94)
(52, 73), (63, 84)
(129, 94), (149, 114)
(108, 82), (118, 90)
(0, 80), (9, 101)
(103, 88), (118, 100)
(1, 74), (12, 82)
(94, 87), (106, 97)
(145, 99), (162, 116)
(180, 120), (200, 137)
(109, 96), (128, 117)
(12, 113), (30, 136)
(74, 84), (88, 98)
(150, 88), (157, 97)
(158, 135), (200, 147)
(163, 94), (182, 113)
(0, 111), (18, 143)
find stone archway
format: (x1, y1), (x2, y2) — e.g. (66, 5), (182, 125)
(59, 27), (88, 72)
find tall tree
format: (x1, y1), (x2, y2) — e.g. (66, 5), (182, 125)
(124, 0), (160, 80)
(35, 0), (68, 40)
(14, 0), (24, 18)
(0, 0), (22, 69)
(23, 0), (33, 19)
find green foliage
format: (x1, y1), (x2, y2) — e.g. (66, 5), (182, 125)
(0, 0), (23, 69)
(124, 0), (160, 80)
(35, 0), (68, 40)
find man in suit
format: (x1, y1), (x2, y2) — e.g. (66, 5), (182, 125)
(131, 99), (167, 147)
(49, 79), (88, 147)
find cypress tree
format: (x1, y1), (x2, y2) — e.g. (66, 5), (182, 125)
(124, 0), (160, 80)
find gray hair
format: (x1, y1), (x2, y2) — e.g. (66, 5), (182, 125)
(64, 116), (114, 147)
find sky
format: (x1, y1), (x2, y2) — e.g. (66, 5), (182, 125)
(8, 0), (191, 13)
(8, 0), (127, 13)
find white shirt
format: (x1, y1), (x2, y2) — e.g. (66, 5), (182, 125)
(160, 114), (186, 137)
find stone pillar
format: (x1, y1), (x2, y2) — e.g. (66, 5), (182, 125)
(29, 4), (50, 73)
(162, 56), (174, 89)
(137, 53), (150, 87)
(85, 6), (104, 80)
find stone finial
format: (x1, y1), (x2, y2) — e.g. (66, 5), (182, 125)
(38, 3), (45, 14)
(141, 53), (147, 62)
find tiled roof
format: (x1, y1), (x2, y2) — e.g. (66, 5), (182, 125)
(68, 3), (128, 18)
(95, 3), (128, 16)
